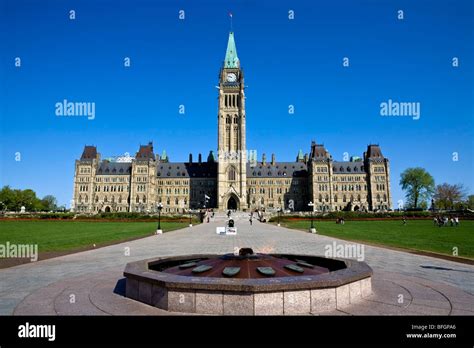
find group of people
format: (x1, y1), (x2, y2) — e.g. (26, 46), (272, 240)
(336, 217), (345, 225)
(434, 216), (460, 227)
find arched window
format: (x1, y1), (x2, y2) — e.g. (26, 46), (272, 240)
(377, 194), (381, 202)
(318, 194), (322, 202)
(343, 195), (347, 202)
(95, 196), (99, 203)
(228, 167), (236, 181)
(143, 195), (146, 203)
(111, 196), (115, 203)
(118, 196), (122, 203)
(334, 195), (338, 202)
(104, 196), (108, 203)
(357, 194), (361, 201)
(136, 195), (139, 203)
(325, 195), (329, 202)
(175, 198), (178, 205)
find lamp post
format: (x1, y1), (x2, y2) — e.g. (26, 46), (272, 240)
(156, 202), (163, 235)
(189, 208), (193, 228)
(308, 201), (316, 233)
(277, 207), (282, 227)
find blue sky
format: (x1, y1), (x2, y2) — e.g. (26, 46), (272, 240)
(1, 0), (473, 207)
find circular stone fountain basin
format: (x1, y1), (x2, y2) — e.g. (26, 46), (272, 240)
(124, 250), (373, 315)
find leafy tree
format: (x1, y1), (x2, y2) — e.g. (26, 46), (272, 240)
(0, 186), (59, 212)
(467, 195), (474, 210)
(399, 168), (435, 209)
(433, 183), (467, 210)
(41, 195), (58, 211)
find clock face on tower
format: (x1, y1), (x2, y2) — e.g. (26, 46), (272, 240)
(226, 72), (237, 82)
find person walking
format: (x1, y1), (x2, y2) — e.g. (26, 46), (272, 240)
(249, 215), (253, 225)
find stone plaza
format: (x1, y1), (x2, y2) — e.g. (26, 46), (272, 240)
(1, 213), (473, 316)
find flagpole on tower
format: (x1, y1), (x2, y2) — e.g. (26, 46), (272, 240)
(229, 12), (233, 32)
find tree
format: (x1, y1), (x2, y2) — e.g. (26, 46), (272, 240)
(399, 167), (435, 209)
(468, 195), (474, 210)
(0, 186), (15, 211)
(41, 195), (58, 211)
(0, 186), (58, 212)
(433, 183), (467, 210)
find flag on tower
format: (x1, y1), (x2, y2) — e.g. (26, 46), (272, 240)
(229, 12), (233, 18)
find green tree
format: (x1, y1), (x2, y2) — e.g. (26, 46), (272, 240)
(468, 195), (474, 210)
(433, 183), (467, 210)
(400, 168), (435, 209)
(0, 186), (15, 210)
(41, 195), (58, 211)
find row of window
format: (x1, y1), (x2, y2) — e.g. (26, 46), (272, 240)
(95, 177), (129, 183)
(136, 167), (148, 174)
(95, 185), (128, 192)
(225, 114), (240, 124)
(78, 185), (89, 192)
(79, 167), (91, 174)
(333, 176), (365, 182)
(224, 94), (240, 108)
(158, 188), (190, 195)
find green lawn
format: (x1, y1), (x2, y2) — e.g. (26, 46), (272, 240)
(0, 220), (188, 252)
(279, 220), (474, 259)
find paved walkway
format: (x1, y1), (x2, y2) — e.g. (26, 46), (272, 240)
(1, 213), (473, 315)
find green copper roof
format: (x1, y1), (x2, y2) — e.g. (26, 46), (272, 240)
(224, 32), (239, 68)
(161, 150), (167, 160)
(297, 149), (304, 160)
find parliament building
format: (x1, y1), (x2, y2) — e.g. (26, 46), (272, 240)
(72, 32), (392, 214)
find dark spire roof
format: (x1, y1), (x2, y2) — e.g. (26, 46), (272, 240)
(80, 146), (97, 160)
(135, 142), (155, 160)
(366, 144), (384, 158)
(310, 141), (331, 160)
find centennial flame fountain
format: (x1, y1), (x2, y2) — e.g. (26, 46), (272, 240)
(124, 247), (372, 315)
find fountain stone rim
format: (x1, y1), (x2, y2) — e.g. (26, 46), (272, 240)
(123, 253), (373, 293)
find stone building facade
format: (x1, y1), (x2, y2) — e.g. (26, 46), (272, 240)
(72, 32), (392, 214)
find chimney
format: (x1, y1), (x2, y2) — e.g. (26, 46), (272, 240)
(198, 153), (202, 163)
(262, 153), (266, 165)
(189, 153), (193, 163)
(271, 153), (275, 166)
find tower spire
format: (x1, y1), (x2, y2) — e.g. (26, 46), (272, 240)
(224, 31), (239, 68)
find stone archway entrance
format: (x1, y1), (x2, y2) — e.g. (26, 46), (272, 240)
(227, 196), (238, 210)
(104, 206), (111, 213)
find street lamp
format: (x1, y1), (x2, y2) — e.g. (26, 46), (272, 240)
(308, 201), (316, 233)
(277, 207), (282, 227)
(189, 208), (193, 228)
(156, 202), (163, 235)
